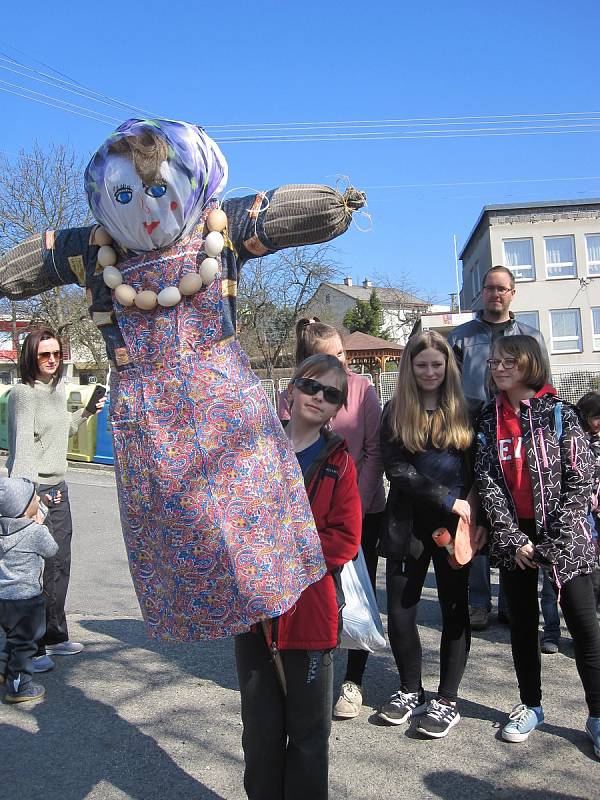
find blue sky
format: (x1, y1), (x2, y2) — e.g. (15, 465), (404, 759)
(1, 0), (600, 305)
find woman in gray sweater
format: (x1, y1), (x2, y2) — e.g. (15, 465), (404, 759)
(7, 328), (104, 670)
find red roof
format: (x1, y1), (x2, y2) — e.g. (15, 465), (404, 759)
(343, 331), (404, 353)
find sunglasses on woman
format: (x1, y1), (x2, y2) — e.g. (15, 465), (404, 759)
(292, 377), (343, 405)
(37, 350), (62, 362)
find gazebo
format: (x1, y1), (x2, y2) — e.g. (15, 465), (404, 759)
(342, 331), (404, 375)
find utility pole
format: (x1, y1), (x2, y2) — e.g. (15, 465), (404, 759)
(453, 234), (462, 313)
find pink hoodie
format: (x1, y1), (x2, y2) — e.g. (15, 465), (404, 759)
(278, 370), (386, 515)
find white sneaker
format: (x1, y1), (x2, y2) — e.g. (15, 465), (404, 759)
(45, 641), (84, 656)
(333, 681), (363, 719)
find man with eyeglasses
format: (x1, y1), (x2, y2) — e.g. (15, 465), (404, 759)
(447, 265), (549, 631)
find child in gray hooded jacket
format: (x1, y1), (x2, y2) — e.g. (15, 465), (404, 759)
(0, 476), (57, 703)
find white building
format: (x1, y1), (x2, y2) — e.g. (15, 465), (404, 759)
(304, 278), (435, 345)
(459, 199), (600, 369)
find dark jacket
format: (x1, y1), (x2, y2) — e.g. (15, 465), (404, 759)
(475, 390), (595, 585)
(266, 431), (362, 650)
(447, 312), (549, 412)
(379, 403), (476, 561)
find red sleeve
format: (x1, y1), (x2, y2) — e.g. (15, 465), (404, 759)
(319, 453), (362, 570)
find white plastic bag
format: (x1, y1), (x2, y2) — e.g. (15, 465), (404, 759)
(339, 547), (387, 652)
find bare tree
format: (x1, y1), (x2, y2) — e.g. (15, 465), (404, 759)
(237, 245), (340, 380)
(369, 270), (438, 344)
(0, 142), (108, 371)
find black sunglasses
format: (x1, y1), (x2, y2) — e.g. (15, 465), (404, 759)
(293, 377), (343, 405)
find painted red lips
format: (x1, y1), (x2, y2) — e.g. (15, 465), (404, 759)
(143, 220), (160, 235)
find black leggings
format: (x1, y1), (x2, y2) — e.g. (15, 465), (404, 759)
(501, 534), (600, 714)
(344, 511), (383, 686)
(37, 481), (72, 654)
(386, 526), (471, 703)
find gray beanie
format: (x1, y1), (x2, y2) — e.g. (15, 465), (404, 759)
(0, 476), (36, 519)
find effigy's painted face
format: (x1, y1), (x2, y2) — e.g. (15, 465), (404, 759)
(85, 119), (229, 254)
(98, 155), (194, 252)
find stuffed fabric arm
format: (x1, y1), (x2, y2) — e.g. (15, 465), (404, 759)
(224, 184), (365, 263)
(0, 226), (97, 299)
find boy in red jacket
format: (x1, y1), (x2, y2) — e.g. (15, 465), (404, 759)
(235, 354), (362, 800)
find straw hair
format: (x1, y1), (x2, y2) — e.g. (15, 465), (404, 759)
(489, 335), (549, 394)
(295, 318), (344, 365)
(108, 131), (169, 186)
(290, 353), (348, 409)
(387, 331), (472, 452)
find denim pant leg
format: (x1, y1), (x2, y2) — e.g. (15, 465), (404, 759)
(0, 595), (46, 686)
(540, 571), (561, 644)
(468, 553), (491, 611)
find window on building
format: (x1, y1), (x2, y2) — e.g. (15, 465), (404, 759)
(549, 309), (582, 353)
(592, 308), (600, 350)
(503, 238), (535, 281)
(514, 311), (539, 331)
(585, 235), (600, 276)
(545, 236), (576, 278)
(0, 331), (13, 349)
(470, 260), (480, 302)
(325, 293), (331, 305)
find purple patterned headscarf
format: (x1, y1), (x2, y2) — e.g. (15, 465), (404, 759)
(84, 118), (228, 253)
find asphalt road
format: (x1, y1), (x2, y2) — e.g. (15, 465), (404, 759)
(0, 465), (597, 800)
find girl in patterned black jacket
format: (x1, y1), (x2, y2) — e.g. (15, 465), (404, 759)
(577, 391), (600, 611)
(475, 335), (600, 757)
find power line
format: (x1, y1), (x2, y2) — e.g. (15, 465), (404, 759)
(363, 175), (600, 190)
(0, 50), (158, 118)
(3, 45), (600, 149)
(204, 110), (600, 133)
(0, 84), (118, 125)
(0, 79), (120, 123)
(216, 126), (600, 144)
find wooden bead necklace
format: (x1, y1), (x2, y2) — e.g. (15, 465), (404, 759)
(98, 208), (228, 312)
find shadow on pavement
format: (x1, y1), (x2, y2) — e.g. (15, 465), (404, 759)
(1, 683), (226, 800)
(423, 769), (587, 800)
(80, 618), (239, 690)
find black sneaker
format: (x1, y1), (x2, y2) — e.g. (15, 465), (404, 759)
(416, 698), (460, 738)
(379, 688), (427, 725)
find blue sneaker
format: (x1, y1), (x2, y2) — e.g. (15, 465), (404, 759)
(586, 716), (600, 759)
(5, 679), (45, 704)
(32, 654), (55, 673)
(502, 704), (544, 742)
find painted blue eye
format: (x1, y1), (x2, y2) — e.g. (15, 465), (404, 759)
(145, 184), (167, 199)
(114, 186), (132, 204)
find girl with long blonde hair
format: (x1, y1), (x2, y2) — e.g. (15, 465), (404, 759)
(378, 331), (486, 738)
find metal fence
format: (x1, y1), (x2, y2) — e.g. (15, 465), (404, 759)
(262, 366), (600, 409)
(551, 364), (600, 405)
(259, 379), (276, 407)
(379, 372), (399, 406)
